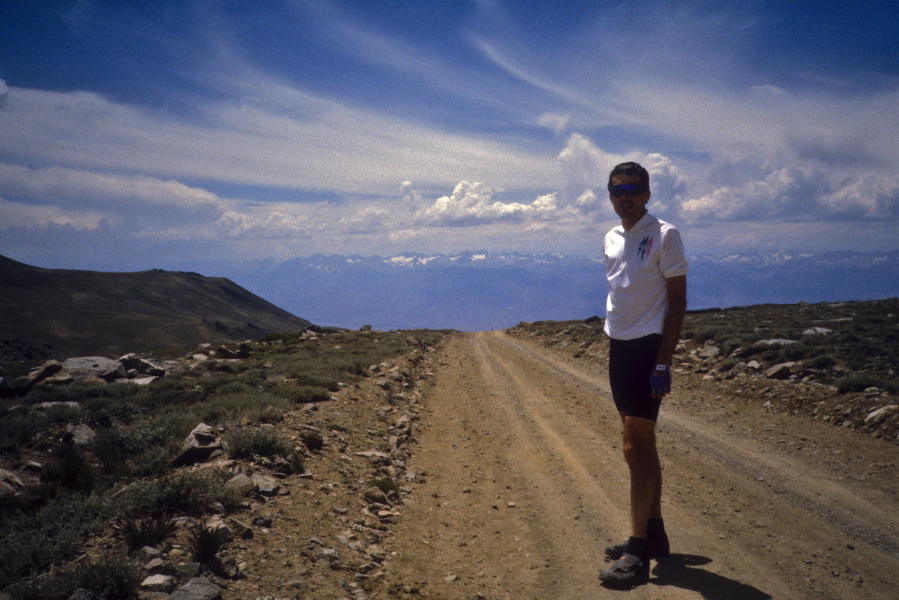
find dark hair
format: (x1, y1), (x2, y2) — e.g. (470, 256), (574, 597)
(608, 162), (650, 192)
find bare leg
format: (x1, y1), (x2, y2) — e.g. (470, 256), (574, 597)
(620, 413), (661, 538)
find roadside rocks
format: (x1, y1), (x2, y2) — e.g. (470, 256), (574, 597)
(508, 319), (899, 444)
(0, 330), (444, 599)
(4, 341), (262, 399)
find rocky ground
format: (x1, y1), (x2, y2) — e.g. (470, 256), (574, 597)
(2, 303), (899, 599)
(509, 310), (899, 445)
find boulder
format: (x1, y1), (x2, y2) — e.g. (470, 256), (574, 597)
(215, 346), (239, 359)
(118, 354), (167, 376)
(99, 363), (128, 382)
(62, 357), (124, 381)
(141, 574), (177, 594)
(169, 577), (223, 600)
(29, 360), (64, 383)
(173, 423), (224, 467)
(226, 516), (254, 540)
(63, 423), (95, 446)
(224, 473), (255, 497)
(363, 486), (391, 506)
(728, 362), (750, 376)
(803, 327), (832, 335)
(865, 405), (898, 426)
(209, 554), (242, 579)
(765, 362), (797, 380)
(250, 473), (281, 496)
(698, 345), (720, 359)
(0, 468), (25, 499)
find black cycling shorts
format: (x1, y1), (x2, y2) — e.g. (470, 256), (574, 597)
(608, 334), (664, 421)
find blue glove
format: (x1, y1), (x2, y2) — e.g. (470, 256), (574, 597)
(649, 365), (671, 397)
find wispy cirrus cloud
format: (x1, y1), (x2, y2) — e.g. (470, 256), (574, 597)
(0, 0), (896, 270)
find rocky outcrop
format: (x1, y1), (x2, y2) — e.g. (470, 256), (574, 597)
(173, 424), (224, 467)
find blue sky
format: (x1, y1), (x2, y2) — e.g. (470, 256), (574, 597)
(1, 0), (897, 271)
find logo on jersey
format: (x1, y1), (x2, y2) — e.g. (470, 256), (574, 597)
(637, 235), (654, 260)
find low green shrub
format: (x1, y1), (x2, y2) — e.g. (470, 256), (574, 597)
(0, 409), (46, 455)
(836, 373), (883, 394)
(254, 404), (286, 424)
(0, 494), (116, 589)
(783, 341), (816, 361)
(119, 469), (239, 517)
(809, 355), (836, 369)
(40, 444), (95, 493)
(215, 381), (254, 396)
(371, 477), (400, 495)
(91, 419), (189, 480)
(278, 385), (331, 404)
(226, 427), (293, 460)
(9, 552), (143, 600)
(24, 381), (138, 407)
(74, 553), (143, 599)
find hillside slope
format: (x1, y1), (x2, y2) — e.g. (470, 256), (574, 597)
(0, 254), (312, 357)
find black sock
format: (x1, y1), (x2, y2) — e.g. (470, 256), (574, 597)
(624, 536), (647, 560)
(647, 518), (666, 539)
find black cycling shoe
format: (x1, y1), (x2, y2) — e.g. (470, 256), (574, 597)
(598, 552), (649, 588)
(604, 534), (670, 561)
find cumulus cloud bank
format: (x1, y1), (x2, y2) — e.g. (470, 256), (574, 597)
(681, 169), (899, 222)
(414, 182), (559, 226)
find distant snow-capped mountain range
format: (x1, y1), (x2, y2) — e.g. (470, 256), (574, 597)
(186, 250), (899, 331)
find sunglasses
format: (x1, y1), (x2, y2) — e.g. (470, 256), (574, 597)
(609, 184), (645, 198)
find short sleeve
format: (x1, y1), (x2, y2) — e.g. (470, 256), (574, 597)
(660, 227), (689, 278)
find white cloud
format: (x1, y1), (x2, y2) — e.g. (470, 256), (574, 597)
(574, 189), (601, 213)
(214, 205), (319, 238)
(0, 163), (222, 212)
(338, 206), (392, 234)
(0, 78), (554, 198)
(822, 173), (899, 218)
(400, 180), (423, 206)
(0, 163), (226, 232)
(644, 153), (688, 214)
(556, 133), (616, 206)
(414, 181), (560, 226)
(680, 169), (812, 221)
(0, 198), (108, 231)
(538, 112), (571, 136)
(677, 166), (899, 222)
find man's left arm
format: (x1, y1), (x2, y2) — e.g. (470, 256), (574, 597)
(651, 275), (687, 398)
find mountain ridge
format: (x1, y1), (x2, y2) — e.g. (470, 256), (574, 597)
(184, 249), (898, 331)
(0, 254), (312, 358)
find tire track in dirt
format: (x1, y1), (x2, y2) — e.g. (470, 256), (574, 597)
(387, 332), (899, 600)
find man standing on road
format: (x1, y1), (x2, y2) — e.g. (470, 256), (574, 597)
(598, 161), (689, 588)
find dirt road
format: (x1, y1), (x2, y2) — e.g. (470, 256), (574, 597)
(387, 331), (899, 599)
